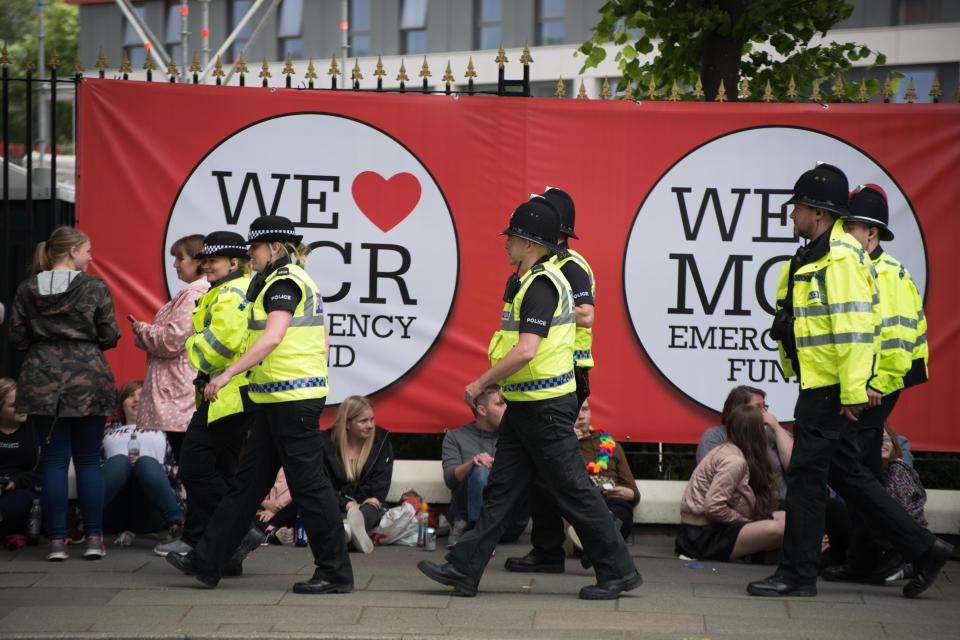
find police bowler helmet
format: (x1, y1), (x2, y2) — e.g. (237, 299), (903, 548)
(784, 162), (850, 216)
(541, 186), (578, 239)
(847, 184), (894, 241)
(195, 231), (249, 259)
(500, 198), (561, 251)
(246, 215), (303, 244)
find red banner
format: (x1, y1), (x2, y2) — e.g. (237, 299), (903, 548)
(76, 79), (960, 450)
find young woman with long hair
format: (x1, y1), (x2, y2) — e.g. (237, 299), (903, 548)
(0, 378), (39, 550)
(677, 405), (785, 562)
(10, 226), (120, 561)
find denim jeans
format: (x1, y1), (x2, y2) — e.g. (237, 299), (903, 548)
(102, 455), (183, 530)
(34, 415), (105, 539)
(450, 466), (529, 543)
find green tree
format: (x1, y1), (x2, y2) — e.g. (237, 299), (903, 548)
(579, 0), (890, 101)
(2, 0), (79, 148)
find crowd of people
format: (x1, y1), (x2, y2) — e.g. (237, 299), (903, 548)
(0, 170), (952, 602)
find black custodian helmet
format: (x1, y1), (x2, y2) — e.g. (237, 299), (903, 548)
(784, 162), (850, 216)
(847, 184), (894, 241)
(194, 231), (249, 259)
(246, 215), (303, 244)
(500, 198), (561, 251)
(541, 186), (578, 239)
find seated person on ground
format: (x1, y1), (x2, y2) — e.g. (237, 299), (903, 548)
(677, 404), (784, 562)
(256, 470), (296, 544)
(321, 396), (393, 554)
(441, 384), (527, 546)
(101, 380), (184, 544)
(696, 385), (792, 495)
(0, 378), (40, 549)
(572, 399), (639, 542)
(822, 423), (927, 582)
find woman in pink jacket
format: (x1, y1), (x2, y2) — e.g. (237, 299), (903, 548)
(676, 405), (785, 562)
(128, 235), (208, 461)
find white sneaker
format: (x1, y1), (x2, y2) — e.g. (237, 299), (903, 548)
(347, 507), (374, 553)
(447, 520), (467, 550)
(275, 527), (295, 545)
(153, 537), (193, 557)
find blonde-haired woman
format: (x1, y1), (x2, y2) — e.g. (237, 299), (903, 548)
(128, 234), (208, 462)
(10, 226), (120, 561)
(322, 396), (394, 553)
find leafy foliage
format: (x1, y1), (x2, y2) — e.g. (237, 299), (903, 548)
(579, 0), (892, 101)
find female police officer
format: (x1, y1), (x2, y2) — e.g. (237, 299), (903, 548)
(167, 215), (353, 594)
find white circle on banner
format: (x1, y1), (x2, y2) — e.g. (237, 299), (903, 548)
(623, 126), (927, 421)
(164, 113), (458, 404)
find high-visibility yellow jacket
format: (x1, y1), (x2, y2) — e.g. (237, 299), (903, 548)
(487, 259), (576, 402)
(186, 272), (251, 425)
(246, 263), (329, 404)
(553, 248), (595, 368)
(869, 249), (928, 395)
(775, 219), (881, 405)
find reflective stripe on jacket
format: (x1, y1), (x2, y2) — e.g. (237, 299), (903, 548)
(487, 259), (576, 401)
(775, 219), (881, 405)
(869, 251), (928, 395)
(247, 263), (329, 404)
(186, 273), (251, 424)
(553, 248), (596, 368)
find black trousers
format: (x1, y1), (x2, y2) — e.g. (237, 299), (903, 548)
(178, 409), (249, 545)
(841, 390), (901, 573)
(779, 385), (933, 585)
(193, 398), (352, 584)
(447, 393), (636, 583)
(527, 488), (634, 562)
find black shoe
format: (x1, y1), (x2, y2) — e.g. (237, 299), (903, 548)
(579, 571), (643, 600)
(747, 575), (817, 597)
(904, 539), (954, 599)
(165, 551), (219, 588)
(223, 560), (243, 577)
(821, 564), (865, 583)
(227, 526), (267, 567)
(292, 570), (353, 595)
(503, 551), (564, 574)
(417, 561), (479, 597)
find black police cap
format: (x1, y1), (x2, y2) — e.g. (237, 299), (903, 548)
(847, 184), (894, 241)
(541, 187), (578, 239)
(246, 215), (303, 244)
(194, 231), (249, 259)
(784, 162), (850, 216)
(500, 198), (561, 251)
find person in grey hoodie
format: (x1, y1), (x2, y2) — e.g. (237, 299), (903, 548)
(441, 384), (526, 546)
(10, 226), (120, 562)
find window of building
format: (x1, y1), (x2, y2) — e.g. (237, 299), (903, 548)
(277, 0), (304, 59)
(400, 0), (428, 55)
(122, 4), (148, 69)
(350, 0), (371, 57)
(537, 0), (565, 46)
(475, 0), (502, 50)
(228, 0), (253, 63)
(899, 0), (960, 24)
(165, 1), (183, 68)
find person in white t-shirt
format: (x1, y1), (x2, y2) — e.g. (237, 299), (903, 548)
(101, 381), (184, 544)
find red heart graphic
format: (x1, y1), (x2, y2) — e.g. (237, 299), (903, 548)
(351, 171), (422, 232)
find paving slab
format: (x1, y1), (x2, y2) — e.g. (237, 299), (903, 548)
(0, 605), (188, 633)
(533, 609), (705, 634)
(279, 590), (451, 608)
(180, 604), (362, 628)
(705, 614), (886, 639)
(444, 591), (617, 612)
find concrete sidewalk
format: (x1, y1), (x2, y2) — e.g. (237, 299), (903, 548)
(0, 531), (957, 639)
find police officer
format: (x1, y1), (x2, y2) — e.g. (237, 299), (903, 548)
(167, 215), (353, 594)
(417, 199), (641, 600)
(155, 232), (259, 563)
(747, 164), (951, 599)
(822, 184), (933, 583)
(505, 187), (601, 574)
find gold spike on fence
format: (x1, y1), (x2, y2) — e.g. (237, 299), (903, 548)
(693, 76), (704, 99)
(49, 49), (60, 71)
(24, 56), (36, 73)
(787, 75), (797, 100)
(95, 47), (107, 73)
(762, 80), (774, 102)
(857, 79), (869, 103)
(166, 57), (179, 79)
(234, 54), (248, 75)
(73, 52), (84, 76)
(259, 58), (271, 79)
(442, 61), (454, 84)
(0, 44), (9, 67)
(831, 73), (844, 100)
(328, 54), (339, 77)
(374, 56), (386, 78)
(810, 79), (822, 102)
(419, 57), (431, 78)
(738, 77), (750, 100)
(396, 60), (409, 83)
(930, 76), (942, 102)
(555, 76), (565, 98)
(624, 83), (635, 100)
(520, 41), (533, 65)
(119, 51), (132, 75)
(646, 77), (657, 100)
(715, 79), (727, 102)
(881, 73), (893, 102)
(668, 80), (679, 102)
(464, 57), (477, 80)
(304, 60), (317, 81)
(905, 77), (917, 103)
(600, 77), (611, 100)
(212, 56), (225, 80)
(576, 79), (587, 99)
(352, 60), (363, 82)
(495, 43), (508, 68)
(282, 54), (295, 77)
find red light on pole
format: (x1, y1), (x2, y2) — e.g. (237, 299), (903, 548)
(180, 5), (189, 15)
(340, 20), (348, 31)
(201, 27), (209, 38)
(144, 42), (153, 49)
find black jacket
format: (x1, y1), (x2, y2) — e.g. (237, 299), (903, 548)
(320, 425), (394, 512)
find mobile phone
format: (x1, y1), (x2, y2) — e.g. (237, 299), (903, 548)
(601, 481), (615, 491)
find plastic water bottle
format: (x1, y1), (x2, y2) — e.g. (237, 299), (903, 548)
(27, 499), (42, 546)
(294, 517), (308, 547)
(416, 502), (430, 547)
(127, 432), (139, 459)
